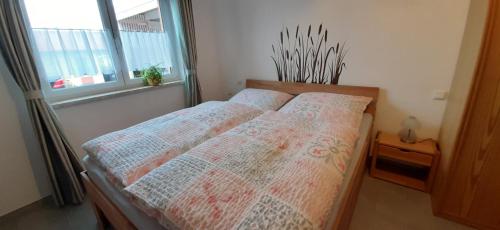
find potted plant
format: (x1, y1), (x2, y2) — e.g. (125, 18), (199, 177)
(142, 66), (162, 86)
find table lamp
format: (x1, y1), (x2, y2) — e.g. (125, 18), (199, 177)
(399, 116), (419, 144)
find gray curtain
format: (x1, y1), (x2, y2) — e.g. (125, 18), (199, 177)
(0, 0), (85, 206)
(177, 0), (202, 106)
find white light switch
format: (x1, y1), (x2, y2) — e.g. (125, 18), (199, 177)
(433, 90), (448, 100)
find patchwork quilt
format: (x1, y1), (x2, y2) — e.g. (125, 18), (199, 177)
(82, 101), (263, 187)
(124, 107), (367, 229)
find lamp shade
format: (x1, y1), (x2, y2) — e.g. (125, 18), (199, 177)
(402, 116), (420, 129)
(399, 116), (419, 144)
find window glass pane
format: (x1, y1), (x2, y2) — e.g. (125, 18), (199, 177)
(24, 0), (118, 90)
(112, 0), (173, 79)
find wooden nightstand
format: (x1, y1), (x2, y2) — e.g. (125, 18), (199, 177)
(370, 132), (440, 192)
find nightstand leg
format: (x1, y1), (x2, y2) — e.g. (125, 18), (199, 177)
(427, 152), (440, 192)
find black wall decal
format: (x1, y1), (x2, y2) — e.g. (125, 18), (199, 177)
(272, 24), (347, 85)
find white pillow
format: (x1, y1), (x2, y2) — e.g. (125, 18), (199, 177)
(229, 88), (294, 111)
(279, 92), (372, 127)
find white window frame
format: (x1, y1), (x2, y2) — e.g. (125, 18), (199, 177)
(23, 0), (181, 103)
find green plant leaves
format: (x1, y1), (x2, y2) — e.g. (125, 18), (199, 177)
(142, 65), (162, 82)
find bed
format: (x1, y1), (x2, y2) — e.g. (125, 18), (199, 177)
(81, 88), (293, 189)
(81, 79), (379, 230)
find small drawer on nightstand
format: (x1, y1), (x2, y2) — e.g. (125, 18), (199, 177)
(378, 145), (433, 167)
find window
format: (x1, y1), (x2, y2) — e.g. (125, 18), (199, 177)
(112, 0), (174, 79)
(23, 0), (178, 101)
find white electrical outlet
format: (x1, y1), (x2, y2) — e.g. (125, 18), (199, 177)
(432, 90), (448, 100)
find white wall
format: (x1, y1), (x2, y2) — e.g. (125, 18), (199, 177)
(203, 0), (472, 139)
(433, 0), (488, 201)
(192, 0), (226, 101)
(439, 0), (488, 164)
(0, 58), (51, 216)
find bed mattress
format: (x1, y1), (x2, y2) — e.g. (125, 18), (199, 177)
(83, 113), (373, 229)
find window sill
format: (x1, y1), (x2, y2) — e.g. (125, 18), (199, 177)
(51, 80), (184, 109)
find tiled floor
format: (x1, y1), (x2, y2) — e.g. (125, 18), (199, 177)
(350, 175), (473, 230)
(0, 198), (98, 230)
(0, 174), (473, 230)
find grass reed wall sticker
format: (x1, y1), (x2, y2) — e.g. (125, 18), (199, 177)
(272, 24), (347, 84)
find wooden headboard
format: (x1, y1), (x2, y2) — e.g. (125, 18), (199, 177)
(246, 79), (379, 116)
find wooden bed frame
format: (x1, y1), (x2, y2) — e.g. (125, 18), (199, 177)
(246, 80), (379, 116)
(81, 79), (379, 230)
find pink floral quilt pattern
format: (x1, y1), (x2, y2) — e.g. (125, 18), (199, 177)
(82, 101), (263, 187)
(125, 106), (368, 229)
